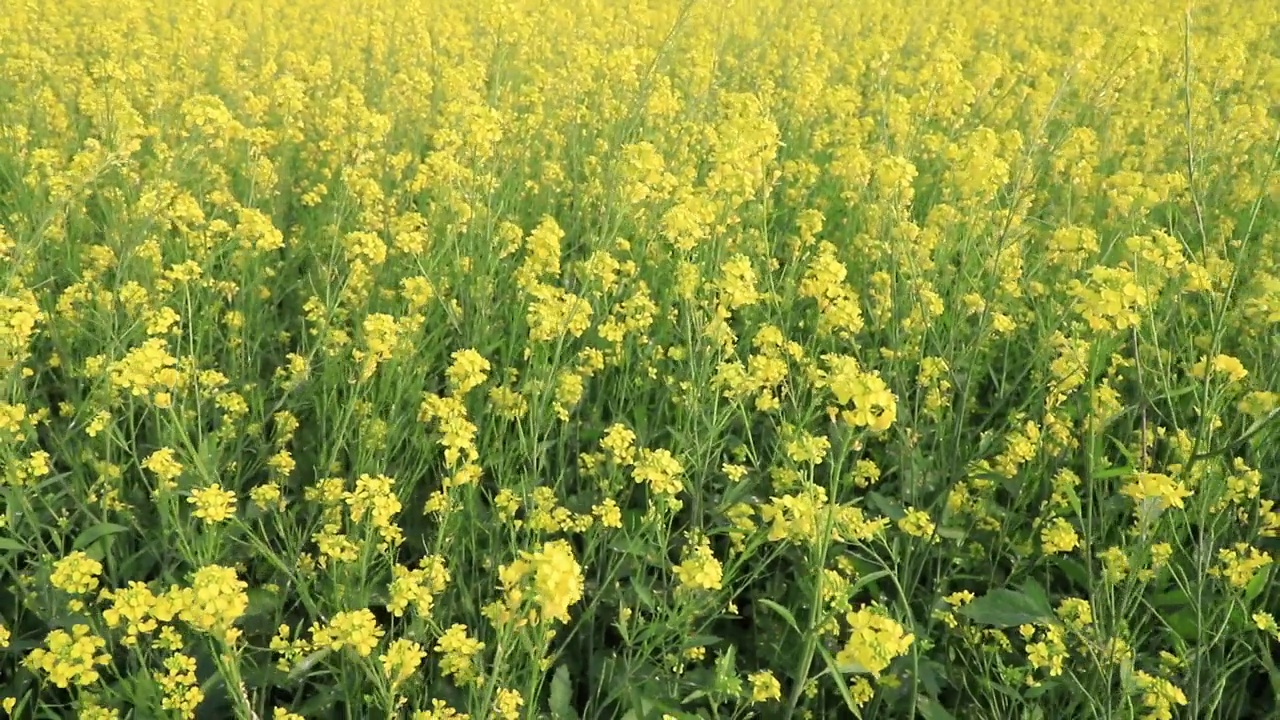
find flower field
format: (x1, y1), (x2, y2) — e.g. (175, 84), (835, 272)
(1, 0), (1279, 717)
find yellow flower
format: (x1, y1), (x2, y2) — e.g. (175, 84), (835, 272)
(346, 473), (404, 547)
(22, 624), (110, 688)
(1039, 517), (1079, 554)
(267, 450), (296, 479)
(1067, 266), (1149, 333)
(519, 215), (564, 283)
(1098, 546), (1130, 584)
(592, 498), (623, 529)
(632, 448), (684, 495)
(748, 670), (782, 703)
(413, 699), (470, 720)
(1190, 354), (1249, 383)
(142, 448), (184, 486)
(1254, 612), (1280, 642)
(1210, 543), (1273, 590)
(673, 536), (724, 593)
(716, 254), (761, 309)
(418, 393), (479, 467)
(381, 638), (426, 687)
(495, 539), (585, 626)
(1055, 598), (1093, 630)
(50, 551), (103, 595)
(354, 313), (402, 380)
(101, 581), (159, 641)
(446, 348), (491, 396)
(107, 338), (180, 402)
(84, 410), (111, 438)
(488, 385), (529, 420)
(824, 355), (897, 432)
(155, 653), (203, 719)
(1120, 472), (1191, 512)
(188, 484), (237, 523)
(178, 564), (249, 640)
(493, 689), (523, 720)
(387, 556), (451, 618)
(314, 609), (384, 658)
(897, 508), (937, 542)
(525, 285), (592, 342)
(1133, 671), (1188, 720)
(1238, 391), (1279, 417)
(601, 424), (637, 466)
(1025, 625), (1067, 679)
(434, 624), (485, 686)
(836, 606), (914, 678)
(784, 430), (830, 465)
(249, 482), (285, 511)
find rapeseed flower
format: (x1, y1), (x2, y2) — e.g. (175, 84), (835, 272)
(748, 670), (782, 703)
(673, 536), (724, 593)
(381, 638), (426, 688)
(632, 448), (684, 496)
(23, 625), (110, 688)
(50, 551), (103, 595)
(434, 624), (485, 687)
(188, 484), (237, 524)
(836, 606), (914, 678)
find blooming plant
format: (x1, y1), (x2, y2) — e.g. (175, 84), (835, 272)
(0, 0), (1278, 718)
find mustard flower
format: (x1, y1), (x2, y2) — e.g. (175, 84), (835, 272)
(50, 551), (103, 595)
(749, 670), (782, 703)
(381, 638), (426, 688)
(1040, 517), (1080, 554)
(23, 625), (110, 688)
(632, 448), (684, 495)
(673, 536), (724, 593)
(188, 484), (237, 523)
(836, 606), (915, 677)
(434, 624), (485, 686)
(446, 348), (490, 396)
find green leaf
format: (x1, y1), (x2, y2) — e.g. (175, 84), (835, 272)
(288, 648), (331, 682)
(0, 536), (28, 553)
(1245, 567), (1270, 603)
(1093, 465), (1134, 480)
(73, 522), (131, 551)
(296, 683), (342, 716)
(916, 695), (957, 720)
(755, 598), (800, 633)
(1019, 578), (1049, 609)
(550, 665), (578, 720)
(1163, 609), (1199, 641)
(631, 577), (656, 610)
(917, 659), (946, 697)
(957, 588), (1053, 628)
(1025, 680), (1054, 699)
(1056, 557), (1090, 587)
(1108, 436), (1139, 467)
(1151, 589), (1190, 608)
(866, 491), (902, 519)
(245, 587), (281, 617)
(814, 644), (863, 716)
(850, 569), (892, 596)
(1062, 485), (1083, 519)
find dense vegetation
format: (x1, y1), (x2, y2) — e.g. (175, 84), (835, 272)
(1, 1), (1278, 718)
